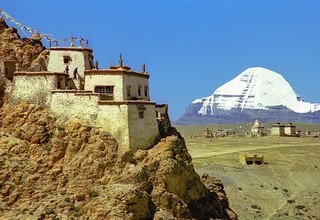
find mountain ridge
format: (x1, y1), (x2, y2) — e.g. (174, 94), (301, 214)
(176, 67), (320, 125)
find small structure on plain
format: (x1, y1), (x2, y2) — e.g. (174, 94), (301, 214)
(239, 154), (264, 165)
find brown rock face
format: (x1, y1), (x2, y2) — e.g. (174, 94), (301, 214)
(0, 103), (237, 219)
(0, 17), (47, 71)
(0, 75), (10, 107)
(0, 15), (236, 220)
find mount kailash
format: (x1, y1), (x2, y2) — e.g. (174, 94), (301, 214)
(176, 67), (320, 125)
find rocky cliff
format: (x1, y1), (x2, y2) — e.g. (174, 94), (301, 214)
(0, 17), (48, 71)
(0, 17), (236, 219)
(0, 102), (237, 219)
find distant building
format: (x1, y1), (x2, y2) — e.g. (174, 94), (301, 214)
(271, 122), (285, 136)
(204, 128), (213, 138)
(285, 122), (296, 136)
(239, 154), (264, 165)
(10, 47), (169, 151)
(250, 116), (265, 137)
(271, 122), (297, 136)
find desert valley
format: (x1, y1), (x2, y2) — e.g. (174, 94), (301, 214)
(176, 124), (320, 219)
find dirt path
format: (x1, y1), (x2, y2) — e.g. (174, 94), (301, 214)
(191, 142), (320, 158)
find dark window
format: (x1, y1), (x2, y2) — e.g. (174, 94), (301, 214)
(246, 160), (253, 165)
(63, 56), (72, 64)
(95, 86), (114, 100)
(127, 86), (131, 97)
(95, 86), (114, 94)
(138, 85), (141, 96)
(138, 110), (144, 119)
(144, 86), (148, 97)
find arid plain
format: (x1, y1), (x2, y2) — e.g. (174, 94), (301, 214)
(176, 124), (320, 220)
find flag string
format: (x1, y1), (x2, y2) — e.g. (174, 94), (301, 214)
(0, 8), (89, 47)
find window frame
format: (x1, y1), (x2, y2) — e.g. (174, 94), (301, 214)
(94, 85), (114, 94)
(95, 85), (115, 101)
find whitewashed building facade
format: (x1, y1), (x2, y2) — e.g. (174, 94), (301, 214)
(10, 47), (169, 151)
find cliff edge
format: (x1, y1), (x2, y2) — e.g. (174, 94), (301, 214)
(0, 17), (48, 71)
(0, 102), (237, 219)
(0, 17), (236, 220)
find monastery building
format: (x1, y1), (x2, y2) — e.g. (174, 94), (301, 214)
(10, 46), (169, 151)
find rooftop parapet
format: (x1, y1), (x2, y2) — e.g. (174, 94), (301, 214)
(84, 68), (149, 78)
(14, 71), (69, 76)
(49, 47), (93, 52)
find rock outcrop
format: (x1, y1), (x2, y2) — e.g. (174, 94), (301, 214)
(0, 17), (48, 71)
(0, 75), (10, 108)
(0, 17), (236, 219)
(0, 103), (237, 219)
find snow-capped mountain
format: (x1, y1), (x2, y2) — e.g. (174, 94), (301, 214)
(176, 67), (320, 125)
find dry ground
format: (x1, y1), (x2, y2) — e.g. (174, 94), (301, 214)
(176, 128), (320, 220)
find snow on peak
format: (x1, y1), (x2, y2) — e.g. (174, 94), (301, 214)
(194, 67), (320, 115)
(192, 98), (205, 104)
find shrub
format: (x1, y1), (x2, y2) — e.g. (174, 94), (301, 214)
(90, 190), (99, 197)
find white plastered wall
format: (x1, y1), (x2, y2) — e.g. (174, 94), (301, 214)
(123, 75), (150, 100)
(284, 126), (295, 135)
(50, 93), (99, 121)
(96, 104), (130, 149)
(127, 104), (159, 151)
(84, 74), (124, 100)
(11, 75), (56, 106)
(50, 93), (132, 150)
(271, 127), (279, 135)
(48, 50), (91, 79)
(50, 92), (159, 151)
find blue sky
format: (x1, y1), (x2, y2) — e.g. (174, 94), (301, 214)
(2, 0), (320, 120)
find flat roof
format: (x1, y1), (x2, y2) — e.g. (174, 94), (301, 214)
(52, 90), (94, 94)
(98, 100), (156, 105)
(85, 68), (149, 79)
(272, 123), (296, 127)
(155, 104), (168, 108)
(14, 71), (69, 76)
(49, 47), (93, 52)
